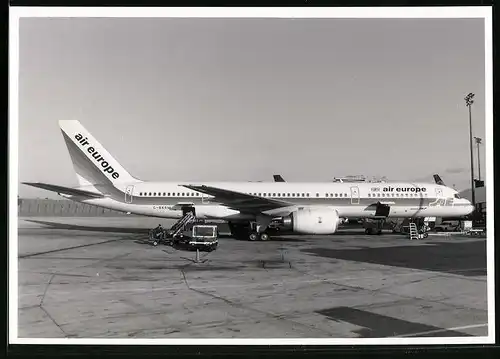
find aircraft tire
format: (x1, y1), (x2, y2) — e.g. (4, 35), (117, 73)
(249, 232), (259, 241)
(259, 233), (270, 241)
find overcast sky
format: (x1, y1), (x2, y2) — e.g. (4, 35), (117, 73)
(18, 17), (486, 198)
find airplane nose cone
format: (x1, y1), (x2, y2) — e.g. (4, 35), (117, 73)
(465, 205), (475, 215)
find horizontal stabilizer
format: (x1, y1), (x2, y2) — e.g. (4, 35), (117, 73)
(22, 182), (104, 198)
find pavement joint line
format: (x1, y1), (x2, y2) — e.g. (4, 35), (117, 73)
(39, 306), (68, 337)
(16, 268), (488, 306)
(19, 238), (126, 259)
(390, 323), (488, 337)
(39, 273), (55, 307)
(317, 274), (488, 314)
(179, 267), (331, 336)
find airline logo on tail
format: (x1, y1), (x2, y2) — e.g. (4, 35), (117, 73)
(74, 133), (120, 179)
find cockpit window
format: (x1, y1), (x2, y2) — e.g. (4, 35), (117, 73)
(454, 194), (461, 199)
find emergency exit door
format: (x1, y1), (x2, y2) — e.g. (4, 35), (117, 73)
(125, 185), (134, 204)
(350, 186), (360, 205)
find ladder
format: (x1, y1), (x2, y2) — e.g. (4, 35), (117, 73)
(169, 212), (196, 237)
(408, 222), (419, 240)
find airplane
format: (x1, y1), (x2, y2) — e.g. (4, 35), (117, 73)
(273, 175), (286, 182)
(23, 120), (475, 241)
(433, 174), (445, 186)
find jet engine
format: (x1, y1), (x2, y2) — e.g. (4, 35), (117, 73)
(280, 208), (341, 234)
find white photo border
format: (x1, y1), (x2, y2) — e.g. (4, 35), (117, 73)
(8, 6), (495, 346)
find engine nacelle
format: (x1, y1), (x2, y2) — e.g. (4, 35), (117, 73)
(281, 208), (341, 234)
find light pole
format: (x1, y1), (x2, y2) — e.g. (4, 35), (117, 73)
(464, 93), (475, 213)
(474, 136), (482, 181)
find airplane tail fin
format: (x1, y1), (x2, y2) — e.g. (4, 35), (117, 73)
(273, 174), (286, 182)
(433, 174), (445, 186)
(58, 120), (141, 188)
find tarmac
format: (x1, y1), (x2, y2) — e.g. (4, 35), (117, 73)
(17, 217), (489, 339)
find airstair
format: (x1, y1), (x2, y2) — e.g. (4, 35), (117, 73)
(168, 212), (196, 237)
(408, 222), (419, 240)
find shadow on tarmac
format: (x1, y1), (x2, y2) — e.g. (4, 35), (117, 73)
(303, 240), (486, 276)
(316, 306), (473, 337)
(25, 220), (309, 245)
(25, 219), (151, 234)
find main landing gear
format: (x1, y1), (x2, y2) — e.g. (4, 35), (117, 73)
(363, 218), (385, 235)
(365, 228), (382, 235)
(228, 222), (272, 241)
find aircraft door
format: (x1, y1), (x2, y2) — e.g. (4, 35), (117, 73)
(125, 185), (134, 204)
(350, 186), (360, 205)
(202, 193), (209, 204)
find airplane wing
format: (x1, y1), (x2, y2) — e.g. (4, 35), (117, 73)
(181, 184), (293, 213)
(22, 182), (105, 199)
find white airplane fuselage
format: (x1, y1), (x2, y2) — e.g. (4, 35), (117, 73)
(67, 180), (474, 221)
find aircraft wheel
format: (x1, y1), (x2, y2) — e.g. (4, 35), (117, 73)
(259, 233), (270, 241)
(377, 230), (382, 235)
(365, 228), (371, 235)
(152, 241), (158, 246)
(249, 232), (259, 241)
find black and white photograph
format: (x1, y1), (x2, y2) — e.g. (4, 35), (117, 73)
(9, 7), (494, 345)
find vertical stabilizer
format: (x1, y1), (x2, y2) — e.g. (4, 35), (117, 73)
(433, 174), (445, 186)
(59, 120), (140, 187)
